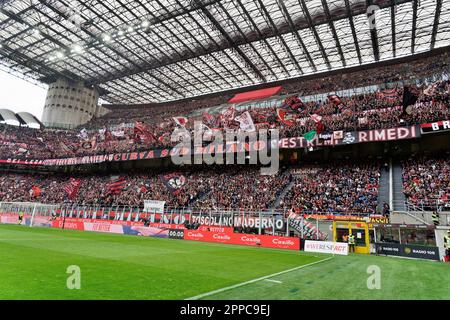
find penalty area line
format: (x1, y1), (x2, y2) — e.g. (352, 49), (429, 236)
(185, 256), (333, 300)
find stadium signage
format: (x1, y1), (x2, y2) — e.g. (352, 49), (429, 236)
(184, 230), (300, 250)
(168, 229), (185, 240)
(0, 125), (421, 167)
(277, 126), (420, 149)
(304, 240), (349, 255)
(420, 120), (450, 134)
(1, 213), (300, 251)
(143, 200), (165, 213)
(375, 243), (440, 261)
(190, 215), (285, 230)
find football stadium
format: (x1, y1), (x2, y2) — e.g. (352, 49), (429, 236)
(0, 0), (449, 305)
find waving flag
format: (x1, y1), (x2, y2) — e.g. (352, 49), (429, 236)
(222, 107), (236, 121)
(160, 173), (187, 195)
(378, 88), (398, 103)
(315, 121), (325, 135)
(283, 95), (304, 112)
(328, 94), (342, 106)
(402, 86), (419, 115)
(202, 112), (217, 127)
(64, 178), (81, 200)
(235, 111), (256, 132)
(111, 129), (125, 138)
(81, 137), (97, 150)
(134, 121), (148, 134)
(310, 114), (323, 123)
(277, 109), (295, 126)
(134, 121), (156, 143)
(107, 176), (127, 195)
(303, 130), (317, 141)
(77, 128), (89, 140)
(173, 116), (188, 127)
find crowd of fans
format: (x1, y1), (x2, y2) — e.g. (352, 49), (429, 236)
(90, 51), (449, 129)
(3, 153), (450, 215)
(402, 153), (450, 210)
(0, 166), (289, 211)
(0, 52), (448, 161)
(0, 162), (383, 214)
(1, 78), (448, 161)
(280, 52), (449, 97)
(281, 164), (381, 215)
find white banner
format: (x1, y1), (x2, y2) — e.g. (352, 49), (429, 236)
(304, 240), (348, 255)
(235, 111), (256, 132)
(143, 200), (166, 213)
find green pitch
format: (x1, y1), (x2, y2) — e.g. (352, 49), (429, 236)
(0, 224), (448, 300)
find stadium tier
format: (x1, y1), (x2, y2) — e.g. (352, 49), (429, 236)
(1, 155), (448, 214)
(0, 78), (448, 161)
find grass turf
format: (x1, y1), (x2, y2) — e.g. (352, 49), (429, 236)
(0, 224), (448, 300)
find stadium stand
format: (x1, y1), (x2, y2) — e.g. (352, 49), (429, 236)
(281, 163), (381, 215)
(1, 78), (448, 161)
(0, 166), (290, 210)
(402, 153), (450, 211)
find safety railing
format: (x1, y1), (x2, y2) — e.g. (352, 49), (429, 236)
(404, 199), (450, 212)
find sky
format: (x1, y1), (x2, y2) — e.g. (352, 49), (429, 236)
(0, 70), (47, 120)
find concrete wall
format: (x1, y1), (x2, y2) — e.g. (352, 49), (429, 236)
(41, 79), (99, 128)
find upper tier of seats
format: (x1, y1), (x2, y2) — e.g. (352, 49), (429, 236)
(0, 53), (448, 161)
(90, 52), (449, 129)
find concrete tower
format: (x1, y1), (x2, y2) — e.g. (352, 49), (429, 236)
(41, 78), (103, 129)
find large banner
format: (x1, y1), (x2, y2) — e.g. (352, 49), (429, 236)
(375, 242), (440, 261)
(288, 212), (328, 240)
(1, 125), (422, 167)
(184, 230), (300, 250)
(143, 200), (165, 213)
(50, 217), (169, 238)
(278, 125), (420, 149)
(420, 120), (450, 134)
(0, 213), (52, 228)
(191, 214), (285, 230)
(304, 240), (348, 255)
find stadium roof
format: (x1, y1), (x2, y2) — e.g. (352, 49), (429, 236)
(0, 0), (448, 104)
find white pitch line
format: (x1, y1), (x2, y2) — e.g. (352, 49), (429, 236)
(265, 279), (283, 284)
(185, 256), (333, 300)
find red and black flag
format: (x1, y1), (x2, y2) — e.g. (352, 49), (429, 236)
(277, 108), (296, 126)
(377, 88), (399, 103)
(159, 173), (187, 195)
(282, 95), (304, 113)
(107, 176), (127, 195)
(402, 86), (419, 115)
(64, 178), (81, 200)
(81, 137), (97, 150)
(134, 121), (148, 134)
(172, 117), (189, 127)
(202, 112), (218, 127)
(134, 121), (156, 143)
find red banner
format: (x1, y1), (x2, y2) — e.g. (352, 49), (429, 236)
(184, 230), (300, 250)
